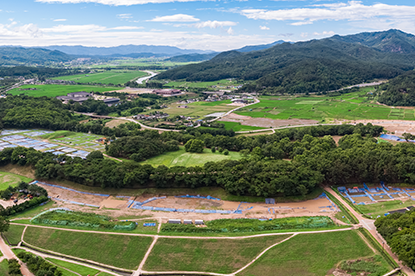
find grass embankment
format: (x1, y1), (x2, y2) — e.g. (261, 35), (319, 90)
(52, 70), (148, 85)
(9, 200), (56, 220)
(24, 227), (153, 269)
(239, 230), (389, 276)
(8, 84), (121, 97)
(0, 260), (10, 276)
(216, 121), (266, 132)
(3, 225), (25, 245)
(46, 258), (100, 276)
(0, 171), (33, 190)
(358, 200), (415, 218)
(234, 89), (413, 121)
(145, 235), (291, 274)
(140, 146), (242, 167)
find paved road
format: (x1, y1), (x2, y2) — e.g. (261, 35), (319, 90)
(136, 71), (158, 84)
(207, 96), (260, 123)
(325, 187), (415, 276)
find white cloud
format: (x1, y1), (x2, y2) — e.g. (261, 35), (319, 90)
(240, 1), (415, 27)
(259, 25), (269, 30)
(313, 31), (335, 36)
(117, 13), (132, 19)
(301, 32), (308, 38)
(149, 14), (199, 22)
(53, 19), (67, 22)
(226, 27), (234, 35)
(41, 24), (107, 33)
(194, 21), (237, 29)
(36, 0), (208, 5)
(111, 26), (144, 30)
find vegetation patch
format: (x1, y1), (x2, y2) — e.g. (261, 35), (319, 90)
(0, 171), (33, 190)
(46, 258), (100, 276)
(8, 84), (121, 97)
(3, 224), (25, 245)
(0, 260), (11, 276)
(31, 210), (137, 230)
(52, 70), (148, 85)
(24, 227), (153, 269)
(358, 200), (414, 218)
(161, 217), (334, 234)
(239, 230), (385, 276)
(144, 235), (291, 274)
(338, 256), (389, 276)
(217, 121), (266, 132)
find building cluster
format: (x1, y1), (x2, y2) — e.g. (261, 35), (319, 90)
(152, 89), (183, 96)
(133, 112), (169, 120)
(56, 91), (120, 106)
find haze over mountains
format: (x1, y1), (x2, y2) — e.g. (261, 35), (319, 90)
(156, 29), (415, 94)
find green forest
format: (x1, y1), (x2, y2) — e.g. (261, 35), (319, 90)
(378, 71), (415, 106)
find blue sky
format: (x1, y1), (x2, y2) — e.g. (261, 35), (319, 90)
(1, 0), (415, 51)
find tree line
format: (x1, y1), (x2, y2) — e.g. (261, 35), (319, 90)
(378, 71), (415, 106)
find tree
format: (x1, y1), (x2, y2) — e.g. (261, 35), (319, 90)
(184, 139), (204, 153)
(211, 147), (216, 153)
(403, 132), (415, 142)
(86, 151), (104, 161)
(0, 216), (10, 233)
(223, 149), (229, 155)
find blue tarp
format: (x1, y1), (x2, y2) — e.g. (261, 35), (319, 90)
(175, 194), (221, 201)
(380, 134), (414, 142)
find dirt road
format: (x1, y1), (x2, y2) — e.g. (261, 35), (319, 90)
(0, 236), (33, 276)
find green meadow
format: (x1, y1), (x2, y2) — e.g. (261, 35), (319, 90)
(52, 70), (148, 85)
(9, 84), (121, 97)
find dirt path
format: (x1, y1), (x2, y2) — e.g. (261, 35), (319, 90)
(324, 187), (415, 276)
(0, 235), (34, 276)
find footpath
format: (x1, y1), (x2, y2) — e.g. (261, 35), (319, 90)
(325, 187), (415, 276)
(0, 236), (33, 276)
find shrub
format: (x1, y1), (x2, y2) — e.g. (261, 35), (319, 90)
(8, 259), (22, 275)
(223, 149), (229, 155)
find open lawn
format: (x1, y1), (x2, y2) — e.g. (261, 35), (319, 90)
(157, 100), (235, 118)
(0, 171), (33, 190)
(3, 224), (25, 245)
(217, 121), (266, 132)
(140, 146), (242, 167)
(52, 70), (148, 85)
(358, 200), (415, 218)
(235, 90), (411, 121)
(0, 260), (10, 276)
(46, 258), (100, 276)
(24, 227), (153, 269)
(8, 84), (121, 97)
(144, 235), (291, 274)
(239, 230), (389, 276)
(9, 200), (57, 220)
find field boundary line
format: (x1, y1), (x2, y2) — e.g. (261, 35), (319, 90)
(356, 230), (376, 254)
(45, 259), (82, 276)
(19, 225), (28, 246)
(230, 233), (297, 275)
(135, 236), (159, 275)
(10, 222), (354, 239)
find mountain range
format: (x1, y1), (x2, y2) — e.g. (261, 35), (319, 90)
(155, 29), (415, 94)
(0, 47), (71, 66)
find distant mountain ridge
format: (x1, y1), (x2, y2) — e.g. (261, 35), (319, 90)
(156, 29), (415, 94)
(42, 45), (213, 56)
(235, 40), (286, 52)
(0, 47), (70, 66)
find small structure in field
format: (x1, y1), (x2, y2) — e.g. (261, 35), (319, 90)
(168, 219), (182, 224)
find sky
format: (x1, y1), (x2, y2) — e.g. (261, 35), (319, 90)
(1, 0), (415, 51)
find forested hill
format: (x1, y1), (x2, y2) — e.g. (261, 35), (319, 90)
(330, 29), (415, 54)
(156, 37), (415, 94)
(377, 71), (415, 106)
(165, 53), (218, 62)
(0, 47), (71, 65)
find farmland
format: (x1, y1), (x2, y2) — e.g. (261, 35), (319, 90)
(24, 227), (153, 269)
(8, 84), (121, 97)
(0, 171), (33, 190)
(357, 200), (415, 218)
(152, 99), (235, 118)
(89, 58), (197, 68)
(46, 258), (100, 276)
(235, 90), (412, 122)
(217, 121), (266, 132)
(52, 70), (148, 85)
(140, 146), (242, 167)
(144, 235), (291, 274)
(239, 231), (389, 276)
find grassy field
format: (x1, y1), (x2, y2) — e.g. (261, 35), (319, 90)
(8, 84), (121, 97)
(140, 146), (242, 167)
(46, 258), (100, 276)
(3, 225), (25, 245)
(217, 121), (266, 132)
(0, 171), (33, 190)
(235, 90), (410, 121)
(24, 227), (153, 269)
(52, 70), (148, 85)
(239, 230), (389, 276)
(154, 100), (235, 118)
(144, 235), (291, 274)
(0, 260), (10, 276)
(358, 200), (415, 218)
(89, 59), (197, 68)
(9, 200), (57, 220)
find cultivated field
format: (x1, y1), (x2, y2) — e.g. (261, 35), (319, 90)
(217, 121), (266, 132)
(52, 70), (148, 85)
(358, 200), (415, 218)
(144, 235), (291, 274)
(8, 84), (121, 97)
(24, 227), (153, 269)
(3, 224), (25, 245)
(140, 147), (242, 167)
(46, 258), (100, 276)
(0, 171), (33, 190)
(156, 100), (235, 118)
(235, 90), (413, 122)
(238, 231), (389, 276)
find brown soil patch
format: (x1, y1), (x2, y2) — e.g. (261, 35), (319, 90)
(105, 119), (129, 128)
(332, 136), (343, 145)
(352, 120), (415, 136)
(100, 196), (129, 208)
